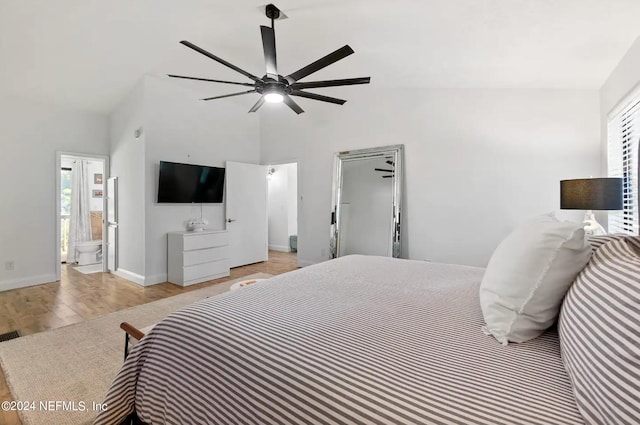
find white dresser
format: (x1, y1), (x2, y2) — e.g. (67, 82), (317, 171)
(167, 230), (230, 286)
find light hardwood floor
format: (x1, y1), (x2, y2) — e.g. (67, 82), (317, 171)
(0, 251), (298, 425)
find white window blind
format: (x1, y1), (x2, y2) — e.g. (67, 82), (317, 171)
(607, 97), (640, 235)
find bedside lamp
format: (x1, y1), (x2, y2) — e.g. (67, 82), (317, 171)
(560, 178), (623, 235)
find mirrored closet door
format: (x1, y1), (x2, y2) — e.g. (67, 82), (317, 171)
(330, 145), (404, 258)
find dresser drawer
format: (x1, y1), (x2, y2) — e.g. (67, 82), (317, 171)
(167, 230), (229, 286)
(182, 232), (228, 251)
(183, 259), (229, 282)
(183, 246), (227, 267)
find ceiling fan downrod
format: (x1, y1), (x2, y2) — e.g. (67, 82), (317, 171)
(265, 4), (280, 29)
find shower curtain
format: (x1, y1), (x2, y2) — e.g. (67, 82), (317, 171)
(67, 160), (92, 263)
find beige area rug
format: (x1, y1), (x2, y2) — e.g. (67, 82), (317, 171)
(0, 273), (272, 425)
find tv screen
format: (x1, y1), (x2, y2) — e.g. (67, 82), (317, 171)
(157, 161), (225, 203)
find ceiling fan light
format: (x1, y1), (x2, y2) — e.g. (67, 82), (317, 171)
(264, 92), (284, 103)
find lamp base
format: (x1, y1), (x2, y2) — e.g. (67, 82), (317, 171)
(583, 210), (606, 236)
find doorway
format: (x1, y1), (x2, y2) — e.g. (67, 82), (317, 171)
(266, 162), (298, 260)
(56, 153), (108, 280)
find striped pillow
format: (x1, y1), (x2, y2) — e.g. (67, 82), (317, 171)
(558, 236), (640, 425)
(585, 233), (629, 253)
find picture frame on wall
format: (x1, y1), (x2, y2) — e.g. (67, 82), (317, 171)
(94, 173), (103, 184)
(92, 189), (103, 198)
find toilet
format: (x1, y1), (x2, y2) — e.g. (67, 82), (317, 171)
(75, 240), (103, 265)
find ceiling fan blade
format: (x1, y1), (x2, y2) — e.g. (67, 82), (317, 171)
(167, 74), (255, 87)
(248, 96), (266, 113)
(290, 90), (346, 105)
(374, 168), (394, 172)
(291, 77), (370, 90)
(260, 26), (278, 80)
(201, 90), (256, 101)
(283, 95), (305, 114)
(180, 40), (261, 82)
(285, 45), (354, 83)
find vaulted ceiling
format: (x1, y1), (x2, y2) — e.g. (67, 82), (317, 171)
(1, 0), (639, 113)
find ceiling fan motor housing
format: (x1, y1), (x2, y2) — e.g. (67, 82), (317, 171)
(256, 75), (291, 95)
(265, 4), (281, 20)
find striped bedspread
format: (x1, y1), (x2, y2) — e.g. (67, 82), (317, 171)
(95, 255), (584, 425)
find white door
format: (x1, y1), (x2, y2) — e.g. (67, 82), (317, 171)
(226, 162), (268, 268)
(107, 225), (117, 272)
(106, 177), (118, 272)
(107, 177), (118, 224)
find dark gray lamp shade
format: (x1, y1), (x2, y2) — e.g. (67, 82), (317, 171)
(560, 178), (623, 210)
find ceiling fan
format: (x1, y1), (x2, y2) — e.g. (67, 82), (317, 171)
(375, 157), (395, 178)
(168, 4), (371, 114)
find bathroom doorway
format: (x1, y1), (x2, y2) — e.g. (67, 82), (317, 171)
(266, 162), (299, 261)
(56, 152), (108, 280)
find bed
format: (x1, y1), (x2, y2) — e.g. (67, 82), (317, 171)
(94, 255), (584, 425)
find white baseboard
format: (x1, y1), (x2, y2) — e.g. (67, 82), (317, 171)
(268, 244), (291, 252)
(112, 269), (147, 286)
(144, 273), (167, 286)
(0, 273), (58, 292)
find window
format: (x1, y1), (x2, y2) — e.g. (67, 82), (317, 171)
(607, 97), (640, 235)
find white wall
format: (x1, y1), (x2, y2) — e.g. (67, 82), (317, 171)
(261, 88), (600, 267)
(108, 76), (261, 285)
(600, 36), (640, 167)
(599, 36), (640, 234)
(0, 95), (108, 291)
(267, 163), (297, 251)
(143, 76), (261, 284)
(340, 159), (393, 256)
(87, 160), (104, 212)
(601, 36), (640, 126)
(109, 81), (146, 281)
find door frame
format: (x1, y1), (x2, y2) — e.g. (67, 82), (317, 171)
(55, 151), (110, 281)
(263, 158), (301, 265)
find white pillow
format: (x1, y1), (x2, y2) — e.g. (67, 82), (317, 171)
(479, 214), (591, 345)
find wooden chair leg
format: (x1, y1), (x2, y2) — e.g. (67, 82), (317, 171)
(124, 332), (130, 360)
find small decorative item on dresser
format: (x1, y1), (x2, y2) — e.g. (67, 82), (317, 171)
(187, 203), (208, 232)
(187, 218), (208, 232)
(560, 177), (623, 235)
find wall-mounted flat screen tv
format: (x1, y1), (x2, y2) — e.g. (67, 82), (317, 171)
(157, 161), (225, 203)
